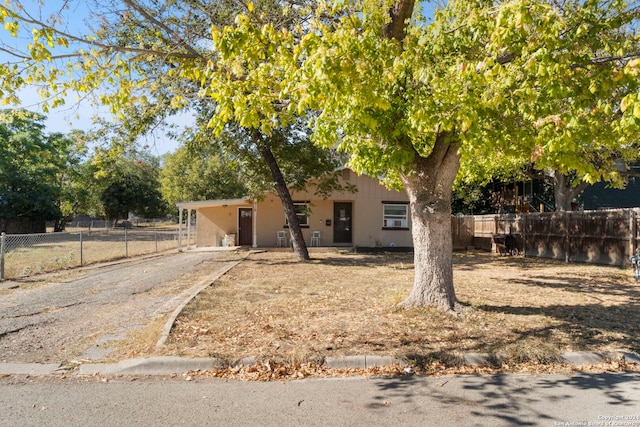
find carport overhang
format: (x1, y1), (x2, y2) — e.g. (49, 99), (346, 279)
(176, 198), (257, 250)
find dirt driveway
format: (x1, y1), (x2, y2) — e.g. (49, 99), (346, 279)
(0, 250), (241, 364)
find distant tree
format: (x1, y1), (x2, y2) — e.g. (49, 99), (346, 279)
(160, 143), (247, 214)
(0, 110), (87, 230)
(49, 130), (96, 231)
(98, 154), (167, 223)
(80, 119), (169, 223)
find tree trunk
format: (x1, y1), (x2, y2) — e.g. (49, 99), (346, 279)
(53, 219), (64, 232)
(553, 172), (589, 212)
(257, 141), (310, 261)
(382, 0), (462, 311)
(53, 214), (73, 232)
(383, 0), (416, 42)
(398, 135), (461, 312)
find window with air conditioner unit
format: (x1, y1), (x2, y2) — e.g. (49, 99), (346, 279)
(285, 202), (310, 227)
(382, 203), (408, 229)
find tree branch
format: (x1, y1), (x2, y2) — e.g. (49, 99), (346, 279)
(122, 0), (204, 60)
(0, 4), (203, 62)
(382, 0), (415, 42)
(571, 52), (640, 69)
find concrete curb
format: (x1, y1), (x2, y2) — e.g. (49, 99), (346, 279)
(77, 357), (223, 376)
(462, 351), (640, 367)
(2, 351), (639, 376)
(325, 355), (404, 369)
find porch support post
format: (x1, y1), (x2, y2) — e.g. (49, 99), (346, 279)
(187, 209), (193, 250)
(252, 200), (258, 248)
(178, 206), (183, 252)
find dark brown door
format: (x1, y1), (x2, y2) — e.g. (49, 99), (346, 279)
(333, 202), (352, 244)
(238, 208), (253, 246)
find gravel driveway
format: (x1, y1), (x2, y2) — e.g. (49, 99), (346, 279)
(0, 250), (239, 364)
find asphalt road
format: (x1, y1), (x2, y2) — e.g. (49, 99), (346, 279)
(1, 373), (639, 426)
(0, 250), (234, 363)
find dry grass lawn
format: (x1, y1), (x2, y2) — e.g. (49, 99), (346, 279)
(164, 250), (640, 374)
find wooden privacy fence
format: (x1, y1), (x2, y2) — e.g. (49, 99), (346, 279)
(452, 208), (640, 267)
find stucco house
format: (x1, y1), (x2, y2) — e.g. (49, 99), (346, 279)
(176, 168), (412, 249)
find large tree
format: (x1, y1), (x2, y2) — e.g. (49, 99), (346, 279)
(0, 0), (337, 261)
(289, 0), (639, 310)
(2, 1), (640, 311)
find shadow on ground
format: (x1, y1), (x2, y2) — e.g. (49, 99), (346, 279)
(368, 372), (640, 425)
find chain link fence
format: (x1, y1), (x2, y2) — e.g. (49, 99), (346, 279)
(0, 224), (194, 280)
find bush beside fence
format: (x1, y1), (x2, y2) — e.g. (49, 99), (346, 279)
(0, 225), (193, 280)
(453, 208), (640, 267)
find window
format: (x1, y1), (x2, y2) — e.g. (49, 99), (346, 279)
(285, 202), (310, 227)
(383, 203), (408, 228)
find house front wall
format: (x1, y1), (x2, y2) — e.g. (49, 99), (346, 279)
(188, 170), (412, 248)
(195, 203), (252, 247)
(254, 170), (412, 248)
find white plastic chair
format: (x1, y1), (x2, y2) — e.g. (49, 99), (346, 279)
(310, 231), (320, 247)
(276, 230), (287, 247)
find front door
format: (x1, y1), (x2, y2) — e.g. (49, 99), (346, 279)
(238, 208), (253, 246)
(333, 202), (352, 244)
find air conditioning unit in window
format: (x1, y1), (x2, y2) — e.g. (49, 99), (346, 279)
(384, 219), (404, 227)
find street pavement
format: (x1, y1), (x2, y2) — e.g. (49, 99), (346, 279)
(1, 372), (639, 426)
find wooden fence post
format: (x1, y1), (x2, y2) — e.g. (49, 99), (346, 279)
(522, 214), (527, 258)
(631, 209), (637, 260)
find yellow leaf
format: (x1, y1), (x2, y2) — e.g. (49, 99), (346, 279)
(460, 117), (472, 132)
(247, 2), (254, 12)
(627, 58), (640, 69)
(375, 98), (390, 110)
(620, 95), (629, 113)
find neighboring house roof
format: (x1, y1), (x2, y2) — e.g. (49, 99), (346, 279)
(583, 177), (640, 210)
(176, 198), (252, 210)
